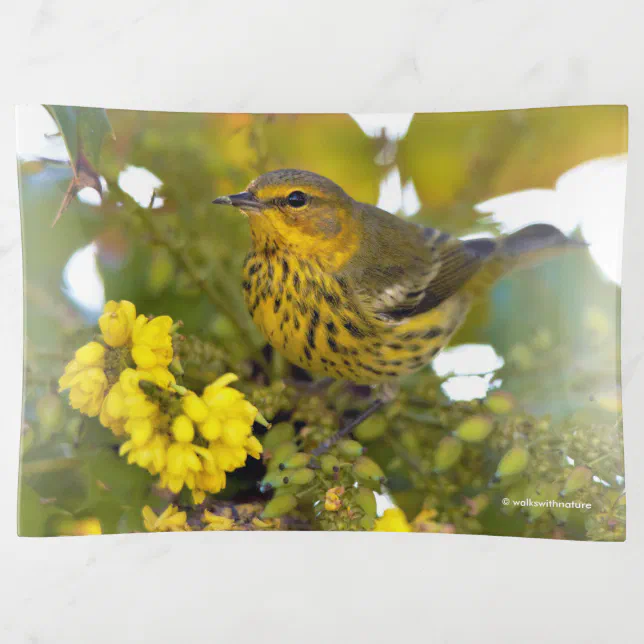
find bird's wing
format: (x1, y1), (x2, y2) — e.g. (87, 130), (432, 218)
(341, 204), (496, 322)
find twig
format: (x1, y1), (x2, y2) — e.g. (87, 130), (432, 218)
(115, 188), (269, 372)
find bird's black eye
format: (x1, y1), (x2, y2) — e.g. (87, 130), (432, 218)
(287, 191), (308, 208)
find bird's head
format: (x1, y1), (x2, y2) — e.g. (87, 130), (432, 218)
(213, 169), (361, 269)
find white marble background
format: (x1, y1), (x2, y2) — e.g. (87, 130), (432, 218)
(1, 1), (643, 642)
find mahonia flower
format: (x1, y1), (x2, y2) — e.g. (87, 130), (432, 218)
(99, 382), (127, 436)
(373, 507), (412, 532)
(99, 300), (136, 347)
(117, 367), (175, 466)
(142, 505), (190, 532)
(202, 510), (234, 531)
(131, 315), (173, 369)
(61, 299), (266, 510)
(59, 342), (108, 417)
(325, 487), (344, 512)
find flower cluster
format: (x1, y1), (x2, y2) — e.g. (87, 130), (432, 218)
(59, 300), (263, 504)
(142, 503), (289, 532)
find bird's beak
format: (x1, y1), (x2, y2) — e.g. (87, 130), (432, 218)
(212, 191), (262, 212)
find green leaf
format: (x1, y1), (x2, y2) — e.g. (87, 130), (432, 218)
(45, 105), (114, 169)
(44, 105), (114, 224)
(17, 483), (63, 537)
(398, 106), (627, 213)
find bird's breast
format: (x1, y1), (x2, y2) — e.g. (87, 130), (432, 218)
(241, 248), (469, 384)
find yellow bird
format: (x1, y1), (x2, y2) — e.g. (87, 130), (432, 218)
(214, 168), (581, 388)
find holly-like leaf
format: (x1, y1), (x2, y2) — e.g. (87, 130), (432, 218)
(44, 105), (114, 225)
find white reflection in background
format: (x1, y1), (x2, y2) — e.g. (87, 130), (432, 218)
(17, 109), (626, 400)
(476, 156), (626, 284)
(350, 113), (413, 140)
(118, 165), (164, 208)
(62, 242), (105, 319)
(433, 344), (505, 402)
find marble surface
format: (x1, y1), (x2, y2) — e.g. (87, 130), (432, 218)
(1, 1), (644, 642)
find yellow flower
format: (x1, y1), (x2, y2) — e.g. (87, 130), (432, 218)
(211, 444), (248, 472)
(99, 300), (136, 347)
(195, 470), (226, 494)
(131, 314), (173, 369)
(99, 382), (127, 435)
(244, 435), (263, 460)
(373, 508), (412, 532)
(142, 505), (190, 532)
(120, 434), (169, 473)
(172, 415), (195, 442)
(79, 341), (107, 365)
(183, 393), (209, 423)
(324, 487), (344, 512)
(197, 373), (262, 463)
(119, 367), (173, 421)
(126, 417), (155, 446)
(192, 489), (206, 505)
(202, 510), (234, 531)
(166, 441), (205, 476)
(59, 342), (108, 417)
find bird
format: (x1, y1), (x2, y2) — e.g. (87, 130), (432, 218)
(213, 168), (582, 389)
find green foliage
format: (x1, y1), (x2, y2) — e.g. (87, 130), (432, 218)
(17, 105), (625, 539)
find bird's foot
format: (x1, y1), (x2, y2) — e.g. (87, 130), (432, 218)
(311, 382), (398, 457)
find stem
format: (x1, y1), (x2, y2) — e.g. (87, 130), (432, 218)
(312, 398), (387, 457)
(123, 196), (269, 373)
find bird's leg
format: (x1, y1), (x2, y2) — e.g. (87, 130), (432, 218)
(312, 383), (398, 457)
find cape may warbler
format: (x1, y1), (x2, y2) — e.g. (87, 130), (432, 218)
(214, 169), (581, 385)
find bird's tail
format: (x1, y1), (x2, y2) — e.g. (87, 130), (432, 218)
(464, 224), (587, 295)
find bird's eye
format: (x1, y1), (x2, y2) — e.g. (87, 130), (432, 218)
(287, 191), (308, 208)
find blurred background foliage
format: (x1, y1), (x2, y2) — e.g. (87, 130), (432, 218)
(18, 105), (626, 539)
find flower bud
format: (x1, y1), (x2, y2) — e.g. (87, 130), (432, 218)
(259, 470), (290, 493)
(172, 415), (195, 443)
(280, 452), (311, 470)
(99, 300), (136, 348)
(75, 341), (106, 366)
(262, 422), (295, 451)
(182, 394), (209, 423)
(286, 468), (315, 486)
(484, 391), (515, 415)
(354, 414), (387, 442)
(199, 416), (222, 440)
(338, 439), (364, 459)
(261, 494), (298, 518)
(560, 466), (593, 497)
(352, 456), (385, 486)
(433, 436), (463, 472)
(269, 442), (298, 467)
(320, 454), (341, 476)
(453, 415), (494, 442)
(494, 446), (529, 481)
